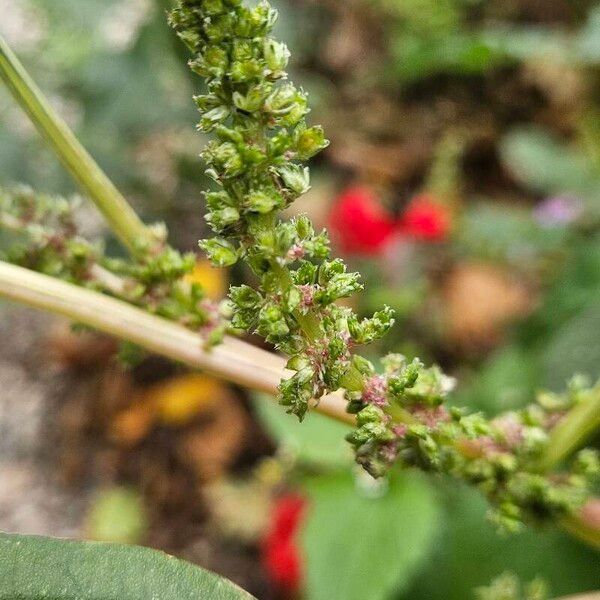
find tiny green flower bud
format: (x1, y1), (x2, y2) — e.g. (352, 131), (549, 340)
(258, 303), (289, 340)
(210, 141), (244, 177)
(177, 30), (202, 53)
(294, 216), (313, 239)
(231, 39), (256, 63)
(203, 0), (226, 16)
(356, 405), (386, 426)
(264, 84), (305, 116)
(318, 269), (362, 303)
(199, 238), (239, 267)
(286, 354), (310, 371)
(203, 45), (230, 73)
(205, 190), (236, 210)
(275, 164), (310, 196)
(294, 124), (329, 160)
(204, 14), (235, 42)
(198, 106), (231, 131)
(230, 59), (263, 82)
(205, 207), (240, 232)
(352, 354), (375, 376)
(388, 358), (423, 400)
(284, 286), (301, 312)
(293, 261), (317, 285)
(279, 368), (314, 421)
(230, 285), (263, 309)
(348, 305), (395, 345)
(194, 93), (221, 112)
(245, 189), (282, 213)
(232, 85), (268, 113)
(573, 448), (600, 477)
(263, 38), (290, 75)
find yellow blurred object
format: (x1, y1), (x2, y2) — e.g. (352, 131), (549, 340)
(204, 478), (272, 542)
(184, 259), (227, 300)
(151, 373), (225, 425)
(111, 373), (228, 444)
(254, 456), (285, 487)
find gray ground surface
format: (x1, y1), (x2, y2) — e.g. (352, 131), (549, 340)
(0, 305), (87, 537)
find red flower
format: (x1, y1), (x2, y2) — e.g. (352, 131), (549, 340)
(398, 194), (451, 241)
(262, 493), (306, 594)
(328, 186), (396, 255)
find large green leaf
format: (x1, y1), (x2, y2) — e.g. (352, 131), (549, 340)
(403, 484), (600, 600)
(301, 471), (440, 600)
(0, 533), (255, 599)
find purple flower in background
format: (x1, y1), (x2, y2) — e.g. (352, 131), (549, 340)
(534, 195), (583, 227)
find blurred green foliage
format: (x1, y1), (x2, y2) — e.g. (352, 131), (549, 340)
(1, 1), (600, 599)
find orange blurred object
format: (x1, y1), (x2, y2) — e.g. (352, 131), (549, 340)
(111, 373), (229, 445)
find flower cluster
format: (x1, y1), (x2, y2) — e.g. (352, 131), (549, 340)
(169, 0), (395, 420)
(347, 357), (599, 530)
(170, 0), (599, 530)
(0, 186), (227, 345)
(1, 185), (100, 283)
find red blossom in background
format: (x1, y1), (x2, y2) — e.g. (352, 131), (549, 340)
(328, 188), (451, 255)
(398, 194), (451, 241)
(327, 186), (396, 255)
(262, 493), (306, 595)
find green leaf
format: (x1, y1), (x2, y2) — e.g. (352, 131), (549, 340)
(301, 470), (440, 600)
(404, 484), (600, 600)
(253, 393), (352, 467)
(0, 533), (255, 599)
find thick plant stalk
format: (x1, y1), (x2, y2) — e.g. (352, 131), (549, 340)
(0, 259), (598, 547)
(560, 498), (600, 549)
(537, 391), (600, 472)
(0, 35), (153, 254)
(0, 261), (351, 424)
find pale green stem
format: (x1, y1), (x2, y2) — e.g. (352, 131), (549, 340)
(536, 386), (600, 472)
(0, 260), (352, 424)
(0, 35), (153, 254)
(560, 498), (600, 550)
